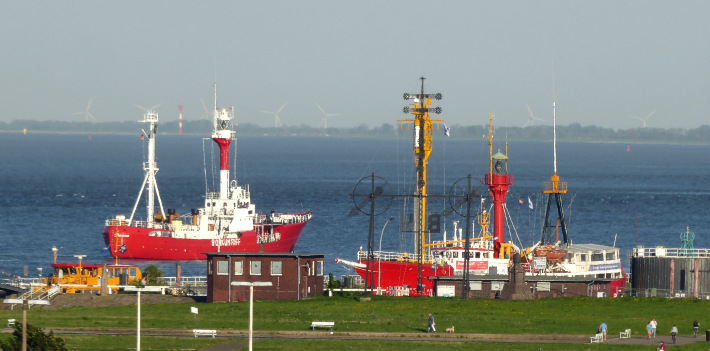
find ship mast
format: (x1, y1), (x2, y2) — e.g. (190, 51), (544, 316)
(399, 77), (442, 291)
(128, 108), (166, 225)
(210, 84), (236, 199)
(541, 95), (569, 246)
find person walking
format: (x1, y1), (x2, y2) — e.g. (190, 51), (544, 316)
(651, 318), (657, 338)
(670, 324), (678, 344)
(427, 313), (435, 333)
(646, 323), (653, 340)
(693, 320), (700, 337)
(599, 322), (607, 341)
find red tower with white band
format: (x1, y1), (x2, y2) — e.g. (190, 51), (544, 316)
(483, 114), (513, 258)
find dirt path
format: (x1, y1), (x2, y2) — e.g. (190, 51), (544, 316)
(39, 327), (706, 348)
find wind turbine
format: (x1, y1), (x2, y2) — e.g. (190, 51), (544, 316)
(316, 104), (341, 129)
(200, 99), (209, 120)
(73, 99), (96, 122)
(134, 103), (162, 114)
(261, 102), (286, 128)
(629, 109), (655, 128)
(524, 104), (546, 127)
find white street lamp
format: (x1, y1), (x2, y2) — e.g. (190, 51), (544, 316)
(124, 286), (162, 351)
(378, 217), (395, 295)
(3, 299), (50, 351)
(231, 281), (273, 351)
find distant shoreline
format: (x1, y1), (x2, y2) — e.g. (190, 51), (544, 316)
(2, 129), (708, 146)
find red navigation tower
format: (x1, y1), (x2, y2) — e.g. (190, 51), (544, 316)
(483, 114), (513, 258)
(209, 85), (235, 199)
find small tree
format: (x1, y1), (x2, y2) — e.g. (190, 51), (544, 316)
(141, 264), (164, 285)
(0, 323), (67, 351)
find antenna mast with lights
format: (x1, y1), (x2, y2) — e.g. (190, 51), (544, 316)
(398, 77), (443, 291)
(540, 89), (570, 246)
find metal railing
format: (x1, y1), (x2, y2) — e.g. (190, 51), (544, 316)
(357, 250), (424, 262)
(160, 276), (207, 287)
(633, 247), (710, 258)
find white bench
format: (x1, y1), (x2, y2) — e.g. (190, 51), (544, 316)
(193, 329), (216, 338)
(619, 329), (631, 339)
(590, 333), (603, 343)
(7, 319), (15, 328)
(311, 321), (334, 333)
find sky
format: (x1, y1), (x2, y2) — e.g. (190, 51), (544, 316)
(1, 1), (709, 130)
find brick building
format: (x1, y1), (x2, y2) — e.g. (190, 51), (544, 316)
(206, 252), (325, 302)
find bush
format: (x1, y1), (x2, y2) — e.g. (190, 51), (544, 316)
(0, 323), (66, 351)
(141, 264), (164, 285)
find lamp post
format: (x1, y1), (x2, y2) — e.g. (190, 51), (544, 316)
(124, 285), (162, 351)
(3, 299), (50, 351)
(378, 217), (395, 295)
(231, 281), (273, 351)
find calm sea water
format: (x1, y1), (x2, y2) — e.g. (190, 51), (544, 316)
(1, 131), (709, 280)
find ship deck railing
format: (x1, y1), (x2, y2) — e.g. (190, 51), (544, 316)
(358, 250), (425, 262)
(255, 213), (312, 226)
(633, 247), (710, 258)
(108, 213), (312, 230)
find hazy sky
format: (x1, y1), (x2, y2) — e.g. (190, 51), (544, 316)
(2, 1), (708, 129)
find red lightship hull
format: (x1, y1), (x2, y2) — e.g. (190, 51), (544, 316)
(353, 260), (454, 295)
(103, 218), (310, 260)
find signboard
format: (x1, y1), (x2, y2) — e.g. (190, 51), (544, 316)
(589, 263), (620, 271)
(533, 257), (547, 270)
(191, 307), (198, 314)
(491, 282), (505, 291)
(469, 281), (482, 291)
(536, 282), (550, 292)
(437, 285), (455, 297)
(455, 260), (489, 271)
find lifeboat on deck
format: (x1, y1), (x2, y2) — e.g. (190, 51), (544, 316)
(533, 245), (567, 262)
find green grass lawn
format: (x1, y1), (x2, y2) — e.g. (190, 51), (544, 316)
(1, 295), (709, 350)
(6, 296), (707, 336)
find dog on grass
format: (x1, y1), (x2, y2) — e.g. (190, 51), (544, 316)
(446, 326), (455, 334)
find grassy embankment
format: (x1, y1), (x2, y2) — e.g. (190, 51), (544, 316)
(1, 295), (709, 350)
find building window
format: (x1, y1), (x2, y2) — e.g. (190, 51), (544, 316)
(605, 252), (616, 261)
(271, 261), (282, 276)
(591, 253), (604, 262)
(217, 260), (228, 275)
(250, 261), (261, 275)
(316, 261), (323, 276)
(234, 261), (243, 275)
